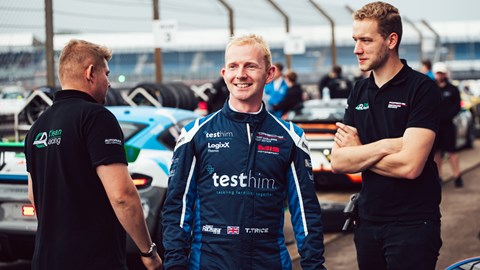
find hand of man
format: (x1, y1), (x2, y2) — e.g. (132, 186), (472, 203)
(141, 253), (163, 270)
(334, 122), (361, 148)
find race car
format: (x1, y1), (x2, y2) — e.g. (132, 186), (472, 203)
(284, 99), (362, 189)
(284, 97), (474, 189)
(0, 106), (199, 263)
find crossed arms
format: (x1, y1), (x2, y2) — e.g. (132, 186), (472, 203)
(330, 122), (435, 179)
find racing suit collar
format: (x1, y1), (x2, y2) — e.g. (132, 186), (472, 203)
(228, 99), (263, 114)
(221, 98), (268, 124)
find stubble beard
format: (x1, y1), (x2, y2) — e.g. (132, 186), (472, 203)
(364, 45), (390, 71)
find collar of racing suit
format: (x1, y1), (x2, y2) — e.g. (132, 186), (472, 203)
(221, 98), (268, 124)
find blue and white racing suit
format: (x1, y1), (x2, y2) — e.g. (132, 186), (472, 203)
(162, 101), (326, 270)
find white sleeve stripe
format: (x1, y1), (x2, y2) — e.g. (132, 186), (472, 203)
(269, 114), (309, 155)
(291, 162), (308, 236)
(175, 111), (221, 151)
(180, 156), (196, 228)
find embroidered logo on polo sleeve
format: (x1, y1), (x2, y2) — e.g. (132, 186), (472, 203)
(104, 138), (122, 145)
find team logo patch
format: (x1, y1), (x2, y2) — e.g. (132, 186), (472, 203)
(355, 103), (369, 111)
(33, 129), (63, 148)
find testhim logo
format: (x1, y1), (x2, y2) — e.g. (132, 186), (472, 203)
(204, 130), (234, 138)
(212, 171), (277, 190)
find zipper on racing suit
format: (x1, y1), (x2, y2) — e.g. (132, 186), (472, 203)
(244, 121), (261, 269)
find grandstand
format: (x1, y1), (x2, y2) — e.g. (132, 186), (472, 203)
(1, 20), (480, 88)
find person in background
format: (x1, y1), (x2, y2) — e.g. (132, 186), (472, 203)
(24, 39), (162, 270)
(272, 70), (304, 116)
(353, 69), (372, 83)
(420, 59), (435, 80)
(432, 61), (463, 187)
(162, 33), (327, 270)
(330, 2), (442, 270)
(207, 76), (230, 113)
(318, 65), (353, 99)
(264, 61), (288, 116)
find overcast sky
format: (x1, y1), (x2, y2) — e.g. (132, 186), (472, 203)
(1, 0), (479, 41)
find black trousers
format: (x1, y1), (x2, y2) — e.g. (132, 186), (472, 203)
(354, 219), (442, 270)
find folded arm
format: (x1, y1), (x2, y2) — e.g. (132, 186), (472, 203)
(368, 127), (435, 179)
(330, 122), (402, 174)
(331, 122), (435, 179)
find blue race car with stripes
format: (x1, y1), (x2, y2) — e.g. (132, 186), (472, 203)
(0, 106), (199, 263)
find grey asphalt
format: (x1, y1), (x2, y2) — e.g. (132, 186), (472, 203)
(293, 139), (480, 270)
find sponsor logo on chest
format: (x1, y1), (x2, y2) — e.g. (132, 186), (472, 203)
(255, 132), (286, 143)
(207, 141), (230, 152)
(257, 144), (279, 155)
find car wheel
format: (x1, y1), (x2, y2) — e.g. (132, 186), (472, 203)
(24, 86), (58, 125)
(25, 96), (50, 124)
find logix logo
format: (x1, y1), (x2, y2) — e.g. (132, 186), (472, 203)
(33, 129), (62, 149)
(212, 171), (277, 190)
(208, 142), (230, 152)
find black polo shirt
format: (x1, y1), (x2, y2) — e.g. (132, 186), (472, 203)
(438, 82), (461, 123)
(344, 60), (442, 222)
(25, 90), (128, 270)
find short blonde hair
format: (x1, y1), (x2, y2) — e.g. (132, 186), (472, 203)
(58, 39), (112, 85)
(225, 34), (272, 69)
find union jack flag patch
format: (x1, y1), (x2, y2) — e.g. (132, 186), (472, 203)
(227, 226), (240, 235)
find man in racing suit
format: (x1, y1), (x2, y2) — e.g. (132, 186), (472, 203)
(162, 34), (327, 270)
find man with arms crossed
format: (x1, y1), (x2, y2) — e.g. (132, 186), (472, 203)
(25, 39), (162, 270)
(331, 2), (442, 270)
